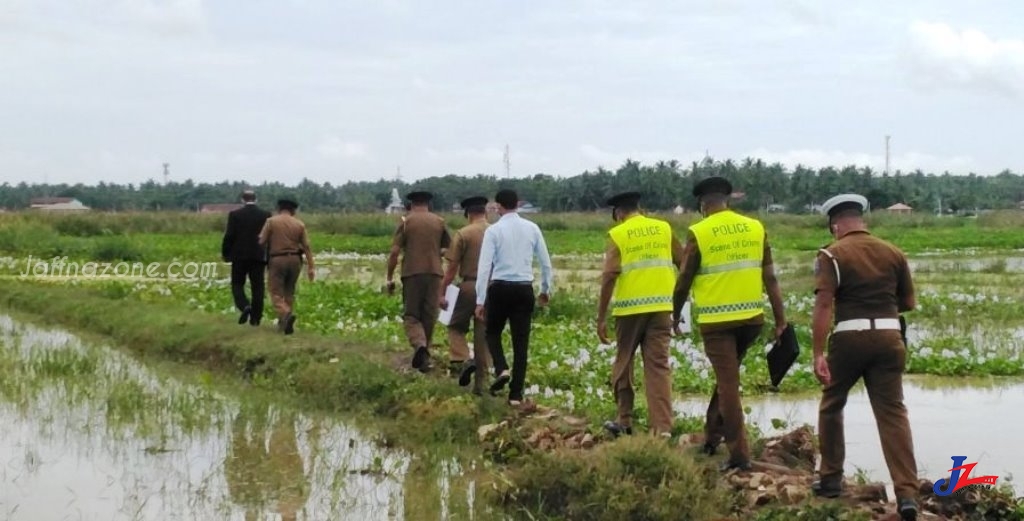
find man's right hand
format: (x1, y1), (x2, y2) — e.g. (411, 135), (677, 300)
(439, 296), (448, 310)
(814, 354), (831, 386)
(386, 280), (396, 295)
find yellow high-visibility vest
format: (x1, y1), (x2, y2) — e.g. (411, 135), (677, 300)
(608, 214), (677, 316)
(689, 210), (765, 324)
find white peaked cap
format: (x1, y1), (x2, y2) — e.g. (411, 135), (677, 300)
(820, 193), (869, 217)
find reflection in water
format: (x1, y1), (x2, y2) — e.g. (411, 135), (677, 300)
(224, 409), (310, 521)
(0, 314), (490, 520)
(676, 376), (1024, 492)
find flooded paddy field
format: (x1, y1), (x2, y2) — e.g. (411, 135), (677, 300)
(0, 315), (496, 521)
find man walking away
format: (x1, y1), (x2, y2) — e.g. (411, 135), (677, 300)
(812, 193), (919, 521)
(258, 197), (315, 335)
(474, 189), (553, 407)
(439, 196), (491, 391)
(386, 191), (451, 372)
(221, 190), (271, 326)
(597, 191), (684, 438)
(672, 176), (787, 472)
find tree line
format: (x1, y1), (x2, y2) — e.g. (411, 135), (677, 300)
(2, 157), (1023, 214)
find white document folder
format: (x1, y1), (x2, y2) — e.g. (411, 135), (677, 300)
(676, 300), (692, 334)
(438, 284), (460, 325)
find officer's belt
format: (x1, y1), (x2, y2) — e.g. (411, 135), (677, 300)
(460, 277), (476, 282)
(833, 318), (900, 332)
(270, 251), (302, 257)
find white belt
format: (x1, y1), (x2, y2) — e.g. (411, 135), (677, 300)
(833, 318), (901, 332)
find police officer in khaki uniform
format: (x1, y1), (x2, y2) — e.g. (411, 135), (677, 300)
(597, 192), (684, 438)
(811, 194), (919, 520)
(439, 196), (491, 390)
(386, 191), (451, 372)
(258, 198), (315, 335)
(672, 177), (787, 471)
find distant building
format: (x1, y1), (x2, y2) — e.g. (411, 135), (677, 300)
(517, 201), (540, 213)
(767, 203), (787, 213)
(886, 202), (912, 214)
(30, 197), (90, 212)
(673, 205), (685, 215)
(199, 203), (243, 213)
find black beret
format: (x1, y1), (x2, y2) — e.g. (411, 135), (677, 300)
(277, 198), (299, 210)
(461, 195), (488, 217)
(692, 176), (733, 198)
(606, 191), (642, 207)
(406, 191), (433, 203)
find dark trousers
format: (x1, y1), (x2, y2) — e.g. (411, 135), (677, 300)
(703, 323), (763, 465)
(484, 282), (536, 401)
(230, 260), (266, 320)
(819, 329), (918, 499)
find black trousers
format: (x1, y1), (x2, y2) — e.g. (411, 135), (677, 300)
(485, 282), (536, 401)
(231, 260), (266, 320)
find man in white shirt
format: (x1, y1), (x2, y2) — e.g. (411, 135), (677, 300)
(474, 189), (553, 406)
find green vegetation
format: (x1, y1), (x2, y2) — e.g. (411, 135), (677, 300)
(4, 210), (1024, 519)
(4, 157), (1024, 212)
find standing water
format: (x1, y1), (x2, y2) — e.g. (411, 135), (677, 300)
(0, 315), (492, 520)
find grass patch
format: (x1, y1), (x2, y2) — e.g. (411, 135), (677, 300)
(489, 435), (739, 520)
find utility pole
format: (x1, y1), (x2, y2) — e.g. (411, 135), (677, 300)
(395, 166), (401, 182)
(163, 163), (170, 185)
(884, 135), (890, 175)
(503, 144), (510, 178)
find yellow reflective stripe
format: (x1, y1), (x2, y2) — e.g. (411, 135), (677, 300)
(621, 258), (675, 274)
(697, 259), (762, 275)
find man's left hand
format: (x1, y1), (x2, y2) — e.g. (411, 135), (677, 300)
(538, 293), (550, 307)
(774, 320), (788, 341)
(474, 305), (486, 321)
(307, 266), (315, 282)
(597, 318), (610, 344)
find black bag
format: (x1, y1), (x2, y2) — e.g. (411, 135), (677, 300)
(766, 323), (800, 389)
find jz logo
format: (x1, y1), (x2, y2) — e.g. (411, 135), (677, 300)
(933, 456), (999, 496)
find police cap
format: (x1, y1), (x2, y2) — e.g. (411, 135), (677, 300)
(460, 195), (488, 217)
(821, 193), (869, 219)
(605, 191), (642, 208)
(277, 197), (299, 211)
(692, 176), (733, 198)
(406, 191), (433, 203)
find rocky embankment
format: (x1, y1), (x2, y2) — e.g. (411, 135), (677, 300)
(478, 402), (1021, 520)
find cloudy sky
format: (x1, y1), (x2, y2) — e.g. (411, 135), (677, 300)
(1, 0), (1022, 186)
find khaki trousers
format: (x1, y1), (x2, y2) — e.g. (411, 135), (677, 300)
(402, 273), (441, 350)
(702, 324), (763, 465)
(818, 329), (918, 499)
(447, 280), (490, 387)
(267, 255), (301, 322)
(610, 312), (674, 435)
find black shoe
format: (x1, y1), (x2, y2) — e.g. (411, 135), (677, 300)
(489, 371), (510, 395)
(412, 346), (430, 372)
(811, 479), (842, 498)
(458, 362), (476, 387)
(701, 442), (718, 456)
(239, 306), (251, 325)
(897, 498), (918, 520)
(249, 313), (260, 326)
(283, 314), (296, 335)
(603, 421), (633, 438)
(719, 460), (752, 472)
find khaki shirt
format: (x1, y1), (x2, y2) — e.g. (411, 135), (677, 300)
(392, 210), (450, 277)
(259, 214), (311, 256)
(814, 230), (914, 323)
(445, 221), (489, 280)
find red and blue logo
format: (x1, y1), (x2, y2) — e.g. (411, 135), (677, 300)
(933, 456), (999, 496)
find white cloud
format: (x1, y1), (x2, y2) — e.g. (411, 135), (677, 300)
(906, 21), (1024, 96)
(744, 147), (979, 175)
(579, 144), (705, 169)
(316, 137), (369, 159)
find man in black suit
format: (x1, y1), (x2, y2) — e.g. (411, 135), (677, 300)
(222, 190), (272, 325)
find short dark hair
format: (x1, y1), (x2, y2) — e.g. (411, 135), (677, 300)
(495, 189), (518, 210)
(241, 190), (255, 202)
(700, 193), (729, 206)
